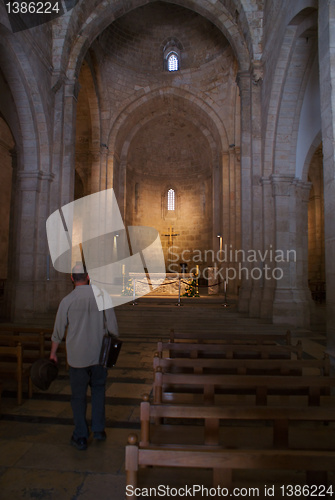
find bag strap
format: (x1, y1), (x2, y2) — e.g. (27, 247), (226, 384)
(101, 287), (116, 338)
(103, 309), (108, 335)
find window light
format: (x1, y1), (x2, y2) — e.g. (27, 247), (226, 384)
(168, 189), (175, 210)
(168, 53), (179, 72)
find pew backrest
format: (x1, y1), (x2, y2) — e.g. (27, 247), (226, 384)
(169, 328), (292, 345)
(153, 370), (335, 405)
(157, 341), (303, 360)
(153, 354), (330, 376)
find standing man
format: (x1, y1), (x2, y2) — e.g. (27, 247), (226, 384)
(50, 263), (119, 451)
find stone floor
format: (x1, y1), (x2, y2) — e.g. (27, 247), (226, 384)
(0, 296), (333, 500)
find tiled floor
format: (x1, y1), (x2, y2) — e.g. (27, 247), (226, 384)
(0, 298), (333, 500)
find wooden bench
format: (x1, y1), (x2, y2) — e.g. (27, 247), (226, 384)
(139, 396), (335, 449)
(153, 369), (335, 405)
(0, 344), (32, 404)
(126, 435), (335, 497)
(0, 325), (52, 335)
(169, 328), (292, 345)
(0, 332), (45, 362)
(126, 398), (335, 495)
(153, 353), (330, 376)
(157, 341), (303, 360)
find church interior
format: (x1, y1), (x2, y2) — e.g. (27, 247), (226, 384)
(0, 0), (335, 498)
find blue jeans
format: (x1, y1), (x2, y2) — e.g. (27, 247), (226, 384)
(69, 364), (108, 439)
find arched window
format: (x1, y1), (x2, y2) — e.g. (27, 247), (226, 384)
(168, 189), (175, 210)
(167, 52), (179, 72)
(163, 39), (182, 72)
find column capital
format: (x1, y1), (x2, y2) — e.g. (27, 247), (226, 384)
(270, 174), (296, 196)
(64, 77), (80, 100)
(236, 70), (250, 94)
(251, 60), (263, 86)
(293, 178), (312, 202)
(17, 170), (55, 190)
(259, 176), (271, 186)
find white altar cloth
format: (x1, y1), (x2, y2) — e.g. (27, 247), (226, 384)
(129, 272), (193, 296)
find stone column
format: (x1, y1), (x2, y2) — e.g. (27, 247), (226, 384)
(90, 148), (101, 194)
(60, 79), (78, 206)
(12, 170), (54, 320)
(217, 151), (229, 292)
(236, 70), (252, 312)
(45, 77), (79, 315)
(294, 179), (313, 319)
(271, 175), (311, 327)
(260, 176), (275, 319)
(318, 0), (335, 355)
(248, 61), (264, 317)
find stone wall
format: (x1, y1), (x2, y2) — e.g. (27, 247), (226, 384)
(0, 0), (332, 339)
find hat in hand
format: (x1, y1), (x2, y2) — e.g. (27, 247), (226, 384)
(30, 358), (58, 391)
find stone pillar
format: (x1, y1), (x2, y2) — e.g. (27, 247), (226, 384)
(260, 176), (275, 320)
(90, 148), (101, 194)
(44, 77), (79, 317)
(90, 146), (117, 195)
(236, 70), (252, 312)
(217, 151), (229, 293)
(248, 61), (264, 318)
(318, 1), (335, 356)
(11, 170), (54, 320)
(271, 175), (311, 327)
(294, 180), (313, 320)
(60, 79), (78, 206)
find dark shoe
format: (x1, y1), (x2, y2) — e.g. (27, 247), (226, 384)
(93, 431), (106, 441)
(71, 435), (87, 450)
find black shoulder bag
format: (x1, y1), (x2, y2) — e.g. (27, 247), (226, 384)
(99, 310), (122, 368)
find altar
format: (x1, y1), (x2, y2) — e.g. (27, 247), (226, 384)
(129, 272), (194, 296)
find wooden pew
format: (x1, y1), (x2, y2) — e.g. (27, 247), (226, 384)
(153, 369), (335, 406)
(139, 396), (335, 449)
(0, 332), (45, 362)
(0, 344), (32, 404)
(153, 353), (330, 376)
(126, 435), (335, 497)
(126, 397), (335, 495)
(0, 325), (52, 335)
(157, 340), (303, 360)
(169, 328), (292, 345)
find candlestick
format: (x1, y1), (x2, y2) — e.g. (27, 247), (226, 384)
(46, 255), (50, 280)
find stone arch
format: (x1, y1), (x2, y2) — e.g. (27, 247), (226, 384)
(261, 8), (319, 328)
(106, 87), (234, 270)
(75, 56), (101, 195)
(272, 9), (318, 177)
(263, 7), (318, 178)
(109, 87), (228, 154)
(54, 0), (251, 86)
(0, 29), (54, 319)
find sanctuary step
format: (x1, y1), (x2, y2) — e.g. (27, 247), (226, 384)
(114, 300), (293, 338)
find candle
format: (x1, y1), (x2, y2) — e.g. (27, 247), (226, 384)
(122, 264), (125, 275)
(46, 255), (50, 280)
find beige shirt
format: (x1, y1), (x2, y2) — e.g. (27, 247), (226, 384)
(51, 285), (119, 368)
